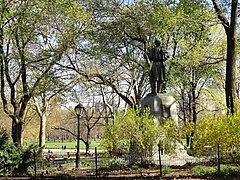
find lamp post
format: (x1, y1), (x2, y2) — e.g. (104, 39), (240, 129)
(75, 103), (84, 169)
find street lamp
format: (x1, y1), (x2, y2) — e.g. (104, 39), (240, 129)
(75, 103), (84, 169)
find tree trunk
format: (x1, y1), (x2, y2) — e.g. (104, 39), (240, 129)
(85, 129), (91, 154)
(225, 6), (237, 114)
(225, 36), (237, 114)
(190, 71), (198, 149)
(39, 113), (47, 147)
(12, 119), (23, 145)
(212, 0), (238, 114)
(85, 142), (90, 155)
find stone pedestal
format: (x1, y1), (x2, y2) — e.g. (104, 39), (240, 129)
(140, 93), (178, 125)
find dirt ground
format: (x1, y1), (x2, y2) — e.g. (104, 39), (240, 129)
(1, 167), (240, 179)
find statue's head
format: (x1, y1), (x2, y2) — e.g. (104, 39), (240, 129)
(154, 39), (160, 46)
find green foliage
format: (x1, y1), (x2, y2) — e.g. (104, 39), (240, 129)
(0, 128), (40, 176)
(102, 108), (162, 163)
(160, 120), (182, 154)
(192, 106), (240, 160)
(162, 166), (172, 175)
(192, 165), (240, 176)
(192, 165), (216, 175)
(0, 142), (22, 176)
(0, 129), (9, 149)
(109, 158), (128, 170)
(102, 107), (184, 163)
(131, 164), (140, 170)
(220, 165), (240, 173)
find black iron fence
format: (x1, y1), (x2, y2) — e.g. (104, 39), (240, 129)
(33, 145), (239, 178)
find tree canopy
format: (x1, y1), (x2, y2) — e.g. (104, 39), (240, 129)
(0, 0), (238, 152)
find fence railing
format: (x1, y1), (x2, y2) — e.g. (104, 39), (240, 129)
(33, 144), (236, 178)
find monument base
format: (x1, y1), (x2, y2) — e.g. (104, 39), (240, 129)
(140, 93), (178, 125)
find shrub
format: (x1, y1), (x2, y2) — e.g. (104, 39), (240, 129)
(0, 142), (22, 176)
(0, 128), (40, 176)
(192, 165), (216, 175)
(221, 165), (240, 173)
(162, 166), (172, 175)
(131, 164), (140, 170)
(193, 108), (240, 159)
(102, 108), (162, 165)
(109, 158), (128, 170)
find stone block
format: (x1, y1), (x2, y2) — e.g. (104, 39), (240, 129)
(141, 93), (178, 126)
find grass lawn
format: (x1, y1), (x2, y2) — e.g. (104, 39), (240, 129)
(45, 140), (102, 150)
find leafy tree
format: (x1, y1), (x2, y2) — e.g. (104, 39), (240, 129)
(33, 79), (75, 148)
(0, 0), (88, 145)
(168, 24), (226, 147)
(65, 0), (216, 115)
(66, 0), (225, 153)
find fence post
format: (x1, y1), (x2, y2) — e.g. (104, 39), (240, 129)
(33, 149), (37, 178)
(158, 144), (162, 178)
(217, 144), (220, 174)
(95, 147), (98, 178)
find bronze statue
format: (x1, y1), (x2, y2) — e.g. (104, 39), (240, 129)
(149, 40), (168, 94)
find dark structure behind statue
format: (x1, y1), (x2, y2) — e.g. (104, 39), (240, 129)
(149, 40), (168, 94)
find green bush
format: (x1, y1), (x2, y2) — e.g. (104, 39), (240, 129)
(0, 142), (22, 176)
(0, 128), (41, 176)
(102, 108), (162, 165)
(109, 158), (128, 170)
(131, 164), (140, 170)
(162, 166), (172, 175)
